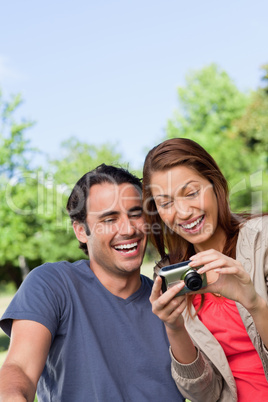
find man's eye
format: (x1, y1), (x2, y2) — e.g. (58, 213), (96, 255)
(103, 218), (117, 223)
(129, 211), (143, 219)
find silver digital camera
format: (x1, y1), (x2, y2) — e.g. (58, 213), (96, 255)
(159, 260), (207, 296)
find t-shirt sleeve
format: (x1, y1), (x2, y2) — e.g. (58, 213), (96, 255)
(0, 264), (65, 340)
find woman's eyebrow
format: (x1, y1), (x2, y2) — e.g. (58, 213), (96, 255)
(181, 180), (199, 190)
(154, 181), (199, 198)
(154, 194), (171, 199)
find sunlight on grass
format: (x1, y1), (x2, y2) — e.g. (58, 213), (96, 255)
(0, 282), (14, 367)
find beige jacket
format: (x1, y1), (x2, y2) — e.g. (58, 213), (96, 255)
(154, 216), (268, 402)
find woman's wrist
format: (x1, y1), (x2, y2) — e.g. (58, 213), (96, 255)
(246, 293), (268, 317)
(166, 324), (198, 364)
(165, 321), (185, 334)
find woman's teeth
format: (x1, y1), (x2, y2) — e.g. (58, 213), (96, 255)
(181, 216), (203, 230)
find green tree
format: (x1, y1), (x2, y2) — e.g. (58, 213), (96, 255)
(0, 89), (40, 286)
(0, 90), (35, 178)
(166, 64), (248, 140)
(233, 64), (268, 154)
(165, 64), (266, 211)
(50, 136), (123, 185)
(232, 64), (268, 210)
(0, 174), (45, 286)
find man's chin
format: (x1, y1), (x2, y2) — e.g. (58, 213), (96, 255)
(119, 263), (141, 275)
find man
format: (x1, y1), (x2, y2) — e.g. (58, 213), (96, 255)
(0, 164), (184, 401)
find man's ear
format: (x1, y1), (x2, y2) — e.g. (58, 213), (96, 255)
(73, 221), (88, 243)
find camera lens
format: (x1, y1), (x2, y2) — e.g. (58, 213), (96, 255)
(184, 270), (203, 291)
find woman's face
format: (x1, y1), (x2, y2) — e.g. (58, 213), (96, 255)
(150, 165), (222, 252)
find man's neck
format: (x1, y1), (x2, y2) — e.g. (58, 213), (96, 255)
(105, 276), (142, 299)
(89, 264), (142, 299)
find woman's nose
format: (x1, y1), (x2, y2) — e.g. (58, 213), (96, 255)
(174, 199), (193, 219)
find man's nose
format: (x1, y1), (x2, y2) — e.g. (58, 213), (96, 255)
(118, 216), (136, 236)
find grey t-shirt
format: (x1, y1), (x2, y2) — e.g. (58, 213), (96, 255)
(0, 260), (184, 401)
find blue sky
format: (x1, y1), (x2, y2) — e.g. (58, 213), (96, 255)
(1, 0), (267, 169)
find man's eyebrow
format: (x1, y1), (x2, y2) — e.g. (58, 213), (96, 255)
(98, 210), (118, 220)
(128, 206), (143, 214)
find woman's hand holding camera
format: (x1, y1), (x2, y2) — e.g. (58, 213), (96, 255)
(190, 249), (268, 348)
(190, 249), (259, 310)
(150, 276), (187, 331)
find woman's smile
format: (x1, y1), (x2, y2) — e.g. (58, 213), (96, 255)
(178, 214), (205, 232)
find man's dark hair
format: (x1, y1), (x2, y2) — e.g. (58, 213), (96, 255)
(66, 164), (142, 255)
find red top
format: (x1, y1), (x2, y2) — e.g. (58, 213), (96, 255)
(193, 293), (268, 401)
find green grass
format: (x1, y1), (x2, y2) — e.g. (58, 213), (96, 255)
(0, 283), (13, 367)
(0, 282), (16, 295)
(0, 332), (10, 366)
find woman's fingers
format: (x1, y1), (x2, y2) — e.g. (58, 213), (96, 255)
(149, 276), (163, 303)
(190, 249), (245, 276)
(150, 276), (187, 329)
(196, 259), (232, 273)
(190, 249), (226, 268)
(187, 249), (257, 307)
(150, 277), (186, 310)
(153, 297), (179, 318)
(190, 248), (220, 260)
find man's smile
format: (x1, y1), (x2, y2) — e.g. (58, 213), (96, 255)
(113, 239), (141, 255)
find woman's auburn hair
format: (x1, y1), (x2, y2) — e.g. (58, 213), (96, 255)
(142, 137), (244, 263)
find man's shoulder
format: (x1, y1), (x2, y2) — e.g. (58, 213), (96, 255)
(26, 259), (90, 283)
(32, 259), (88, 272)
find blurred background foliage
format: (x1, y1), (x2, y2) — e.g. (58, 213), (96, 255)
(1, 63), (268, 288)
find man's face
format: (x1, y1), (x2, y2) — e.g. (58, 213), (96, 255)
(79, 182), (147, 277)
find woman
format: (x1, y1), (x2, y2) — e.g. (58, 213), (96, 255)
(142, 138), (268, 402)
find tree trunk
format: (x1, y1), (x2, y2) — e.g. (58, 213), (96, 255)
(18, 255), (30, 281)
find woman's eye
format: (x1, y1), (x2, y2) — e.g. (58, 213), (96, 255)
(186, 190), (199, 198)
(160, 201), (172, 208)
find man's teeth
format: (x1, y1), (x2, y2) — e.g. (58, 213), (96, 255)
(181, 216), (203, 229)
(114, 242), (138, 252)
